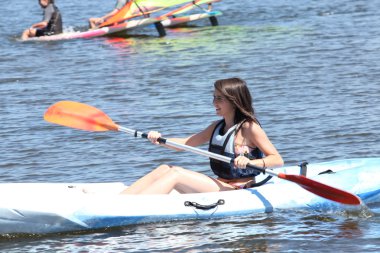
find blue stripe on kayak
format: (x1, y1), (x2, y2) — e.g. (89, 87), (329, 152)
(245, 189), (274, 213)
(358, 188), (380, 201)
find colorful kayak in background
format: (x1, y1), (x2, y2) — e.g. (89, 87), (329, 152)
(99, 0), (220, 27)
(0, 158), (379, 236)
(23, 0), (222, 41)
(24, 17), (162, 42)
(161, 11), (222, 28)
(159, 0), (222, 28)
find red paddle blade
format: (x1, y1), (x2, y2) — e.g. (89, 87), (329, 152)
(278, 173), (361, 205)
(44, 101), (119, 132)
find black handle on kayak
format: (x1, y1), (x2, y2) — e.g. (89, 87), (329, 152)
(184, 199), (225, 210)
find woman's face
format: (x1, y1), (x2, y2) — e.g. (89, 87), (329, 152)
(213, 89), (235, 117)
(39, 0), (49, 7)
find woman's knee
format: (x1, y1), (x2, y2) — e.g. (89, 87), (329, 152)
(168, 166), (190, 179)
(149, 165), (187, 184)
(156, 165), (184, 176)
(28, 28), (36, 37)
(153, 164), (172, 174)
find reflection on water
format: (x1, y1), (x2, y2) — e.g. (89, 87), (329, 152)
(0, 209), (377, 252)
(337, 220), (363, 239)
(103, 37), (137, 55)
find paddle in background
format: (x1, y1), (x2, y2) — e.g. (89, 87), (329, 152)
(44, 101), (361, 205)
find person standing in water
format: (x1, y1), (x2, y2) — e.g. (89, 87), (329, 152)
(121, 77), (284, 194)
(21, 0), (62, 40)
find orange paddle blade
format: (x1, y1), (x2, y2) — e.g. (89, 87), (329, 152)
(44, 101), (119, 132)
(278, 173), (361, 205)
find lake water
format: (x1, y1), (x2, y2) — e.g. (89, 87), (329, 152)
(1, 0), (379, 252)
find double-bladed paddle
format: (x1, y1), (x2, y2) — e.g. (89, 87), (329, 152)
(44, 101), (361, 205)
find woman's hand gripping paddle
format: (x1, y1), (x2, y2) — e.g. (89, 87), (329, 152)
(44, 101), (361, 205)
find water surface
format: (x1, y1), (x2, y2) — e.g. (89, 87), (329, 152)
(1, 0), (379, 252)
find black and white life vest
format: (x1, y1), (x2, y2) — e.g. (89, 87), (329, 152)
(208, 120), (263, 179)
(46, 4), (62, 34)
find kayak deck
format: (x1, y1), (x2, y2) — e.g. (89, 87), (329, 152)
(0, 158), (379, 235)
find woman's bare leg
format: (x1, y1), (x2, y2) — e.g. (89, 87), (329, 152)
(121, 164), (173, 194)
(89, 17), (102, 29)
(21, 28), (36, 40)
(88, 18), (96, 29)
(121, 165), (235, 194)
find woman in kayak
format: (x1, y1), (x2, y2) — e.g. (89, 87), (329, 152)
(121, 77), (283, 194)
(88, 0), (130, 29)
(21, 0), (62, 40)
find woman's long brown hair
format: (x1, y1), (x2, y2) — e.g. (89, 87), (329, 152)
(214, 77), (259, 126)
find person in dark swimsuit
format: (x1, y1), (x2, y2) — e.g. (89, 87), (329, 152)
(21, 0), (62, 40)
(119, 78), (284, 194)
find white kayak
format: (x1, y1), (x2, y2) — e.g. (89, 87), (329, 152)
(0, 158), (379, 235)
